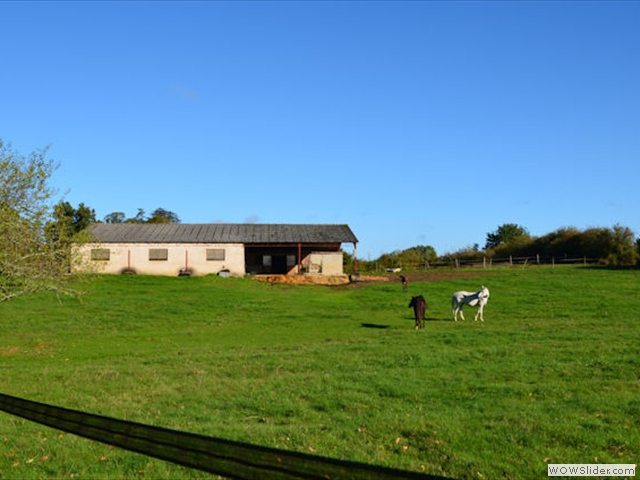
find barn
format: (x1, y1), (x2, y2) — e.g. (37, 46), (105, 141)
(74, 223), (358, 277)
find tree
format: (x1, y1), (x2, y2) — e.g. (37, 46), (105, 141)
(105, 208), (180, 224)
(104, 211), (126, 223)
(578, 227), (613, 260)
(0, 139), (82, 302)
(130, 208), (146, 223)
(608, 224), (639, 266)
(46, 201), (96, 243)
(488, 224), (637, 265)
(485, 223), (530, 249)
(399, 245), (437, 266)
(147, 208), (180, 224)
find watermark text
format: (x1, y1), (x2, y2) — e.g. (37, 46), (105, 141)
(548, 464), (635, 477)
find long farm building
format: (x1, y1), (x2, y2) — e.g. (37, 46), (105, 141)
(74, 223), (358, 277)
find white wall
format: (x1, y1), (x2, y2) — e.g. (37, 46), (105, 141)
(307, 252), (344, 275)
(74, 243), (246, 276)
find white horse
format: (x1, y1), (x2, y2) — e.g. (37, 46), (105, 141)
(452, 286), (490, 322)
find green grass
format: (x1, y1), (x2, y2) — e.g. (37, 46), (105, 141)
(1, 267), (639, 479)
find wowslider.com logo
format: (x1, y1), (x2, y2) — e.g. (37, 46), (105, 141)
(548, 464), (635, 477)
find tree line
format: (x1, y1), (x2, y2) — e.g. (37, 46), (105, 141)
(47, 203), (181, 240)
(352, 222), (640, 272)
(475, 223), (637, 265)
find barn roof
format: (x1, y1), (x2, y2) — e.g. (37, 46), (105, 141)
(87, 223), (358, 245)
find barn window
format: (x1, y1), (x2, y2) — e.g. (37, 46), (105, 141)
(262, 255), (272, 267)
(287, 255), (296, 266)
(91, 248), (110, 261)
(149, 248), (168, 261)
(206, 248), (225, 261)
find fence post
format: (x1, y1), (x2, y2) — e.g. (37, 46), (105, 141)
(509, 255), (513, 266)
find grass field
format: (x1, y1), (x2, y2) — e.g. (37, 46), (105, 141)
(0, 266), (638, 479)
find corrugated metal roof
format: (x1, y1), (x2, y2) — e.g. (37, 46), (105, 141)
(88, 223), (358, 244)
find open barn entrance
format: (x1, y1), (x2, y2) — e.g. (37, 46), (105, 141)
(244, 243), (344, 275)
(245, 245), (299, 275)
(272, 255), (288, 274)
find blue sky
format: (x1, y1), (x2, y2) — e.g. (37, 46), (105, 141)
(2, 1), (639, 259)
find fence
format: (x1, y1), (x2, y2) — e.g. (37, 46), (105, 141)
(434, 255), (597, 269)
(0, 392), (452, 480)
(360, 255), (599, 273)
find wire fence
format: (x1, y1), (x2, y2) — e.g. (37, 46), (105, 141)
(358, 255), (598, 274)
(0, 392), (453, 480)
(430, 255), (597, 269)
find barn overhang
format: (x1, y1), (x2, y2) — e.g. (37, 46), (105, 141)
(244, 242), (344, 275)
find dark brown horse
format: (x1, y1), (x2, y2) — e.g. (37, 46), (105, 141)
(408, 295), (427, 329)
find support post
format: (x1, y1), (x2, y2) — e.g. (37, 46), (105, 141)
(353, 242), (358, 274)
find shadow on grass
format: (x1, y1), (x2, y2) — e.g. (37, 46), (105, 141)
(361, 323), (390, 329)
(362, 317), (451, 329)
(584, 265), (639, 271)
(405, 316), (451, 323)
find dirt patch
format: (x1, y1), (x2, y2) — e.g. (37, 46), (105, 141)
(385, 272), (489, 283)
(332, 271), (491, 290)
(0, 346), (20, 356)
(252, 271), (489, 287)
(33, 342), (56, 356)
(253, 274), (351, 286)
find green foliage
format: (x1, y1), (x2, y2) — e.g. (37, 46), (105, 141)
(0, 139), (82, 302)
(0, 140), (56, 223)
(485, 223), (530, 249)
(1, 268), (638, 479)
(46, 201), (96, 244)
(358, 245), (437, 272)
(364, 224), (638, 269)
(608, 224), (638, 265)
(103, 207), (180, 224)
(103, 211), (126, 224)
(490, 225), (639, 266)
(440, 244), (484, 263)
(131, 208), (147, 223)
(147, 208), (181, 224)
(401, 245), (437, 264)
